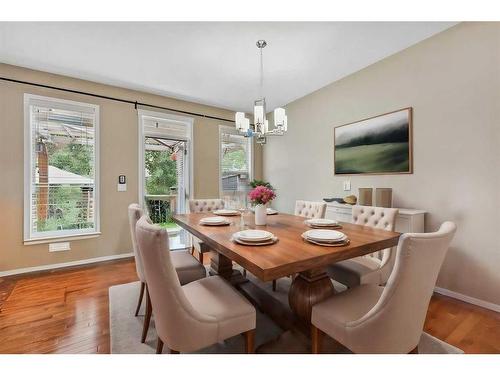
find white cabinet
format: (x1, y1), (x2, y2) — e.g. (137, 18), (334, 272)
(325, 203), (426, 233)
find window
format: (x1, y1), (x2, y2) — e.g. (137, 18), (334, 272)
(219, 125), (253, 201)
(24, 94), (99, 242)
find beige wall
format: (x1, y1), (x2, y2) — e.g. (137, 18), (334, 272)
(263, 23), (500, 305)
(0, 63), (262, 271)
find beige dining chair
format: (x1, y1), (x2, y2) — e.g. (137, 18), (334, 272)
(128, 204), (206, 343)
(270, 200), (328, 292)
(311, 222), (456, 354)
(135, 215), (256, 354)
(189, 199), (225, 264)
(327, 205), (399, 288)
(294, 200), (327, 219)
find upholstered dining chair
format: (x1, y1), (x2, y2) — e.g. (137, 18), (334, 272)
(327, 205), (399, 288)
(128, 203), (206, 343)
(135, 215), (256, 354)
(269, 200), (328, 292)
(294, 200), (327, 219)
(188, 199), (225, 264)
(311, 222), (457, 354)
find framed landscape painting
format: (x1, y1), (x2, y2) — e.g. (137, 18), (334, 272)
(334, 107), (413, 175)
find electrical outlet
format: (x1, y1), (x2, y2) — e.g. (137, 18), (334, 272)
(49, 242), (71, 252)
(343, 180), (351, 191)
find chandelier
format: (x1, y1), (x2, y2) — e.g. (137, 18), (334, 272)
(235, 40), (287, 144)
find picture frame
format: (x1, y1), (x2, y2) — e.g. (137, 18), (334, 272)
(333, 107), (413, 175)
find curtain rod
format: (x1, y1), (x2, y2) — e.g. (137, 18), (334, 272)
(0, 76), (235, 123)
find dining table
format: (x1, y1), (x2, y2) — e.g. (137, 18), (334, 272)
(173, 211), (401, 335)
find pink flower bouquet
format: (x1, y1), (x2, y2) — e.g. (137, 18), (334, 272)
(248, 185), (276, 206)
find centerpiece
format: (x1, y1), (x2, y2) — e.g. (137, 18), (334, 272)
(248, 184), (276, 225)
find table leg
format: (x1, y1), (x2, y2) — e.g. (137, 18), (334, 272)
(289, 268), (335, 323)
(209, 250), (247, 285)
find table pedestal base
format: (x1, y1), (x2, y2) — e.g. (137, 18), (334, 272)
(289, 268), (335, 323)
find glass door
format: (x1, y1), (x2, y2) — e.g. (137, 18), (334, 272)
(139, 110), (193, 250)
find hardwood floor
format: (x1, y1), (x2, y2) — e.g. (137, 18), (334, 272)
(0, 259), (137, 354)
(1, 258), (499, 354)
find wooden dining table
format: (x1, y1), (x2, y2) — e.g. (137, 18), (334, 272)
(173, 211), (401, 332)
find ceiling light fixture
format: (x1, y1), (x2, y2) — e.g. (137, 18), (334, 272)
(235, 40), (287, 144)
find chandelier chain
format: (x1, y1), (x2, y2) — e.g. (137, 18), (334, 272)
(259, 46), (264, 98)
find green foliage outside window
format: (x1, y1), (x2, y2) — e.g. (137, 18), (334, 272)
(221, 147), (247, 173)
(36, 141), (94, 232)
(144, 150), (178, 195)
(48, 141), (93, 177)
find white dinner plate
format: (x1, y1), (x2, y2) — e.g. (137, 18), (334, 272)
(199, 217), (229, 225)
(301, 233), (350, 247)
(234, 229), (274, 242)
(303, 229), (346, 242)
(305, 218), (338, 226)
(232, 235), (278, 246)
(267, 208), (278, 215)
(213, 209), (240, 216)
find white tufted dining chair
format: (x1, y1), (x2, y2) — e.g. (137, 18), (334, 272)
(312, 222), (456, 354)
(135, 215), (256, 354)
(188, 199), (225, 264)
(128, 204), (206, 343)
(327, 205), (399, 288)
(294, 200), (327, 219)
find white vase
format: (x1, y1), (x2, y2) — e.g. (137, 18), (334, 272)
(254, 204), (267, 226)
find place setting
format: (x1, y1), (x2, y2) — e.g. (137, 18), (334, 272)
(301, 229), (350, 247)
(199, 216), (231, 226)
(213, 208), (241, 216)
(266, 208), (278, 215)
(304, 218), (342, 229)
(232, 229), (279, 246)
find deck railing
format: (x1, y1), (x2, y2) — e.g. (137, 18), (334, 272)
(144, 194), (177, 224)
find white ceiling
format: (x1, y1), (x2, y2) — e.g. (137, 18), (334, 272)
(0, 22), (455, 112)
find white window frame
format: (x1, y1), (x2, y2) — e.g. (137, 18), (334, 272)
(218, 125), (254, 197)
(23, 94), (100, 244)
(137, 109), (194, 210)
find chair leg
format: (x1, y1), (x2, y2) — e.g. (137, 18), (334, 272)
(409, 346), (419, 354)
(135, 282), (146, 317)
(141, 286), (152, 343)
(156, 338), (164, 354)
(311, 325), (324, 354)
(199, 251), (204, 265)
(244, 329), (255, 354)
(272, 279), (277, 291)
(243, 269), (247, 277)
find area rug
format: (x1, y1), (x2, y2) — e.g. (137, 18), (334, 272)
(109, 280), (463, 354)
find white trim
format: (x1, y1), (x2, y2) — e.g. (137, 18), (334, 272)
(434, 286), (500, 313)
(137, 109), (194, 206)
(0, 252), (133, 278)
(218, 125), (254, 197)
(23, 232), (101, 245)
(23, 94), (100, 242)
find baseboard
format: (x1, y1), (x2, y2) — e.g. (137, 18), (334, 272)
(434, 286), (500, 313)
(0, 252), (134, 278)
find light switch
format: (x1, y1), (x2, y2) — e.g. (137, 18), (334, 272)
(118, 175), (127, 192)
(343, 180), (351, 191)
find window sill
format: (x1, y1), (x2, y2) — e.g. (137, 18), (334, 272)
(24, 232), (102, 246)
